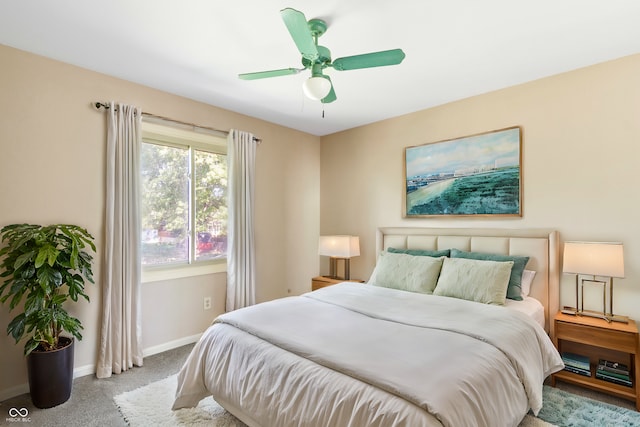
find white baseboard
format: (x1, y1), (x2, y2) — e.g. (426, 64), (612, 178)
(74, 363), (96, 379)
(143, 333), (201, 357)
(0, 383), (29, 402)
(0, 334), (202, 402)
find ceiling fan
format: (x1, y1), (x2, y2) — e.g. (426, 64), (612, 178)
(239, 8), (406, 104)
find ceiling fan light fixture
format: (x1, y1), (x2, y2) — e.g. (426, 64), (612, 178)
(302, 76), (331, 100)
(238, 8), (405, 105)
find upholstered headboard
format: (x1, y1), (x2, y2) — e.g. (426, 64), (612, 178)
(376, 227), (560, 334)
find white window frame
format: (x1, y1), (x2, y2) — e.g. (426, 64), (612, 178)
(140, 121), (228, 283)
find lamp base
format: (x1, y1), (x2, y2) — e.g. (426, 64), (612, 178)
(562, 306), (629, 324)
(607, 314), (630, 324)
(579, 309), (612, 322)
(328, 257), (351, 280)
(561, 306), (579, 315)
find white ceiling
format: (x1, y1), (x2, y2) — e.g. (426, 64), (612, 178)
(1, 1), (639, 136)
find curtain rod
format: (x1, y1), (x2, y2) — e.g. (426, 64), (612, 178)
(94, 102), (261, 143)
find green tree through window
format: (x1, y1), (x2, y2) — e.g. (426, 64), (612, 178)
(140, 124), (227, 266)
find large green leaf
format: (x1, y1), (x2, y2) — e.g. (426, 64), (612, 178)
(20, 264), (35, 279)
(24, 291), (44, 316)
(13, 251), (35, 271)
(7, 313), (25, 342)
(332, 49), (406, 71)
(35, 245), (59, 268)
(67, 273), (89, 302)
(9, 288), (26, 310)
(10, 227), (39, 251)
(37, 265), (62, 289)
(51, 294), (67, 306)
(281, 8), (318, 61)
(24, 338), (39, 355)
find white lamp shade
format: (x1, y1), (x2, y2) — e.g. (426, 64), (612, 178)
(563, 241), (625, 278)
(319, 235), (360, 258)
(303, 76), (331, 101)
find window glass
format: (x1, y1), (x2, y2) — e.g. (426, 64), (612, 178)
(140, 121), (227, 269)
(141, 143), (190, 265)
(195, 149), (227, 261)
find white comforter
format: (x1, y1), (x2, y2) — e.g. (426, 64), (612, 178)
(173, 283), (563, 427)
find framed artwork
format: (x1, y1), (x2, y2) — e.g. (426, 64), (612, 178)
(404, 126), (522, 217)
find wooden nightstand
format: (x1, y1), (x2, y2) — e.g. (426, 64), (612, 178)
(311, 276), (364, 291)
(552, 312), (640, 410)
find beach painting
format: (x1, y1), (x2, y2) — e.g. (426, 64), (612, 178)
(404, 126), (522, 217)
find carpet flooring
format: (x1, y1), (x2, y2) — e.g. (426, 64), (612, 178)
(0, 344), (194, 427)
(1, 343), (637, 426)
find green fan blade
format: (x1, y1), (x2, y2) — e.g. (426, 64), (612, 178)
(238, 68), (301, 80)
(332, 49), (406, 71)
(281, 8), (318, 61)
(321, 76), (337, 104)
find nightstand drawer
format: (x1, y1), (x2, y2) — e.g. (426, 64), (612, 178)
(312, 278), (335, 291)
(556, 321), (637, 354)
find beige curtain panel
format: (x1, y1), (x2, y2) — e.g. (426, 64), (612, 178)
(226, 129), (258, 312)
(96, 102), (144, 378)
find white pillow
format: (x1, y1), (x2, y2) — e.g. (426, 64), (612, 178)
(520, 270), (537, 297)
(369, 251), (444, 294)
(433, 257), (514, 305)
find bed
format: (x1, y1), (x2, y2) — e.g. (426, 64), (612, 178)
(173, 227), (564, 427)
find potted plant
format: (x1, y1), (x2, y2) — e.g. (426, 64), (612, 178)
(0, 223), (96, 408)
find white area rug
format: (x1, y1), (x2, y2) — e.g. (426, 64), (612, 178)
(114, 375), (245, 427)
(114, 374), (554, 427)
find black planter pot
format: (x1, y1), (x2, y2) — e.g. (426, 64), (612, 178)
(26, 337), (74, 408)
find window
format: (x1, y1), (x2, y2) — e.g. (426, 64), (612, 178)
(140, 122), (227, 274)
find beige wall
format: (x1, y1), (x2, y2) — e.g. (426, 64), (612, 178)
(0, 44), (320, 399)
(321, 54), (640, 319)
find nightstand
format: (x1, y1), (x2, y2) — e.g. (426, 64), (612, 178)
(311, 276), (364, 291)
(552, 312), (640, 410)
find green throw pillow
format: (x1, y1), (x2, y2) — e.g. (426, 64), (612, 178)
(433, 257), (513, 305)
(369, 251), (444, 294)
(387, 247), (451, 257)
(450, 248), (529, 301)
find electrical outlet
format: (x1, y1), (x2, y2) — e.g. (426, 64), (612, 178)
(203, 296), (212, 310)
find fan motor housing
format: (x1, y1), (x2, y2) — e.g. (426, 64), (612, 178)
(303, 45), (331, 68)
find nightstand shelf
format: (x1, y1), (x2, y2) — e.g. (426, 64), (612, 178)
(552, 312), (640, 410)
(311, 276), (364, 291)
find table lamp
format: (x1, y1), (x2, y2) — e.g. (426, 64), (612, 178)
(318, 235), (360, 280)
(562, 241), (626, 323)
